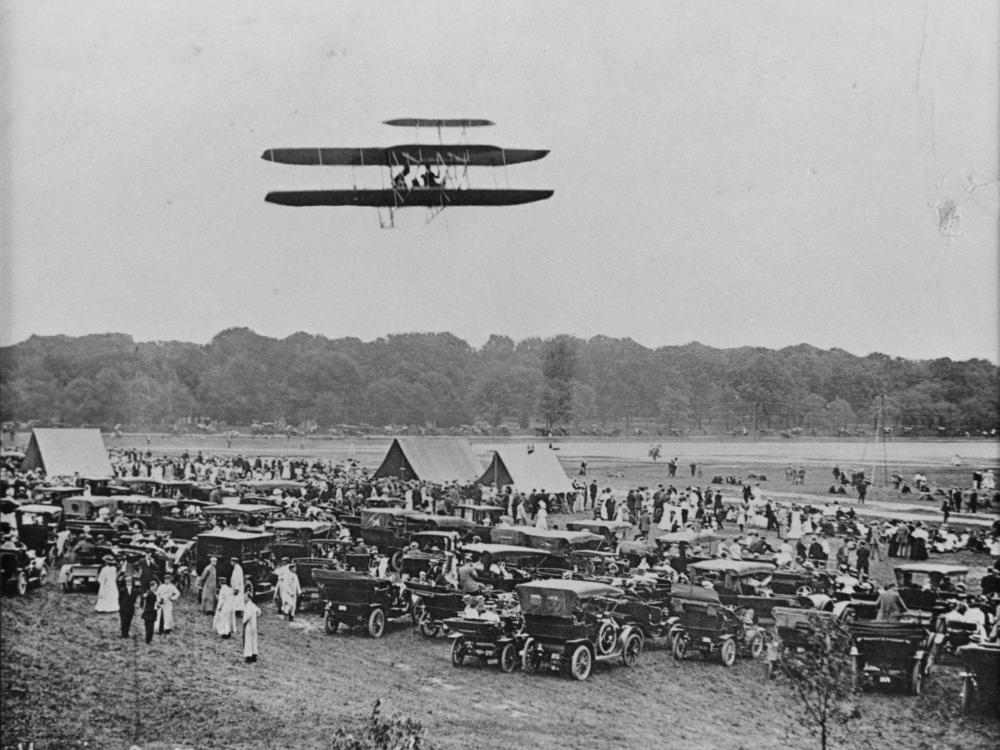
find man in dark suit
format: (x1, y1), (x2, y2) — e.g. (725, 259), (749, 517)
(118, 575), (141, 638)
(141, 581), (159, 644)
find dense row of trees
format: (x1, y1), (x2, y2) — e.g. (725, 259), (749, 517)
(1, 328), (997, 435)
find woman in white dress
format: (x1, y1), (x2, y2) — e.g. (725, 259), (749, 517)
(95, 557), (120, 613)
(242, 598), (261, 663)
(214, 580), (235, 638)
(155, 573), (181, 634)
(534, 501), (548, 530)
(788, 508), (803, 540)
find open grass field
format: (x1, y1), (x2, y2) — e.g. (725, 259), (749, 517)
(3, 439), (999, 750)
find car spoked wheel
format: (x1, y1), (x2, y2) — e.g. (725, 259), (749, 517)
(324, 610), (339, 635)
(596, 620), (617, 656)
(719, 638), (737, 667)
(15, 572), (28, 597)
(747, 632), (765, 660)
(411, 599), (425, 626)
(418, 615), (439, 638)
(521, 637), (540, 674)
(368, 608), (386, 638)
(390, 550), (404, 572)
(37, 566), (48, 586)
(569, 644), (592, 681)
(451, 638), (467, 667)
(498, 642), (517, 673)
(909, 663), (922, 696)
(672, 633), (689, 661)
(621, 632), (642, 667)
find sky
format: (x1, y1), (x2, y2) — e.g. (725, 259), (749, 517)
(2, 1), (998, 362)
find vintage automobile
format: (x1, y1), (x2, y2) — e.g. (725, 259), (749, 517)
(202, 503), (284, 531)
(454, 503), (506, 540)
(460, 542), (571, 591)
(773, 606), (839, 657)
(399, 530), (462, 579)
(60, 496), (120, 536)
(655, 530), (725, 571)
(686, 558), (806, 624)
(359, 508), (437, 569)
(31, 486), (84, 504)
(1, 538), (47, 596)
(407, 582), (467, 638)
(119, 478), (199, 499)
(289, 539), (355, 605)
(517, 579), (644, 680)
(116, 496), (210, 539)
(15, 503), (62, 565)
(957, 642), (1000, 714)
(670, 583), (765, 666)
(194, 528), (276, 600)
(237, 479), (308, 498)
(893, 563), (971, 626)
(76, 477), (131, 496)
(564, 520), (632, 551)
(270, 520), (335, 560)
(517, 528), (604, 555)
(568, 548), (630, 578)
(60, 540), (114, 592)
(769, 565), (837, 598)
(603, 585), (676, 648)
(850, 620), (937, 695)
(444, 592), (525, 672)
(314, 568), (412, 638)
(618, 539), (660, 569)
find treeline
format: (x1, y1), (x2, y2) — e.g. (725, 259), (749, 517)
(0, 328), (997, 435)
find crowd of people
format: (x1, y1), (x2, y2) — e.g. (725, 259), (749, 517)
(3, 446), (1000, 671)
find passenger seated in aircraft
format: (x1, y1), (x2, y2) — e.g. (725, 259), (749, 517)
(422, 164), (442, 188)
(392, 165), (410, 189)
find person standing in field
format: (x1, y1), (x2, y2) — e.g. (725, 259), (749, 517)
(197, 556), (218, 615)
(95, 556), (120, 613)
(155, 573), (181, 634)
(141, 581), (159, 644)
(229, 557), (245, 615)
(277, 563), (302, 621)
(214, 579), (235, 639)
(118, 575), (141, 638)
(243, 597), (261, 663)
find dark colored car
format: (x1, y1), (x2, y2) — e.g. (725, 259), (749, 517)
(517, 579), (644, 680)
(195, 528), (276, 600)
(1, 539), (47, 596)
(850, 620), (936, 695)
(564, 520), (631, 551)
(445, 593), (525, 672)
(687, 558), (806, 624)
(669, 583), (764, 666)
(359, 508), (437, 569)
(15, 503), (62, 565)
(270, 520), (336, 560)
(116, 496), (211, 539)
(314, 568), (412, 638)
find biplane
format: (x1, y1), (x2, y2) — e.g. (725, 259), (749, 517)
(262, 118), (552, 226)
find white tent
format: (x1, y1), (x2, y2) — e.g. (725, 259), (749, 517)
(477, 446), (574, 494)
(21, 428), (112, 478)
